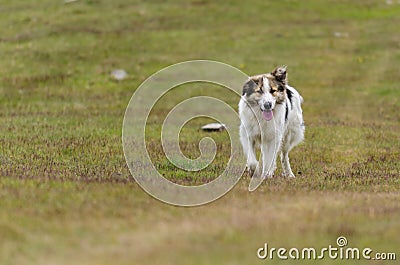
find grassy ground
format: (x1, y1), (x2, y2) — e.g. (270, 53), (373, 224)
(1, 0), (400, 264)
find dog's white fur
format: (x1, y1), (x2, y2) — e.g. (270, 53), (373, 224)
(239, 68), (305, 178)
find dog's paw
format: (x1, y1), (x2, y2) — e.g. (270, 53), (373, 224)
(246, 163), (257, 173)
(263, 173), (274, 179)
(246, 168), (254, 177)
(248, 165), (265, 179)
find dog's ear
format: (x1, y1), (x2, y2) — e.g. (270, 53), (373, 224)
(242, 75), (263, 96)
(242, 79), (256, 96)
(272, 66), (287, 84)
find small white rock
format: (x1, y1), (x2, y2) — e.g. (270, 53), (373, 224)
(334, 32), (349, 38)
(111, 69), (128, 81)
(201, 123), (226, 132)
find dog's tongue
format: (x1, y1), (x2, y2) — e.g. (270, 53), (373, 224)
(262, 110), (273, 121)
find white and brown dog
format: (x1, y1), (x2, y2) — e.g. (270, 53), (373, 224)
(239, 66), (305, 178)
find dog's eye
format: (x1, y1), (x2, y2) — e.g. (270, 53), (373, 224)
(270, 89), (277, 94)
(257, 89), (263, 94)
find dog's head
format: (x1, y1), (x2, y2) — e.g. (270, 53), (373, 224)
(242, 66), (288, 121)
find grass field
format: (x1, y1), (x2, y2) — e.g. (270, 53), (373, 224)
(1, 0), (400, 264)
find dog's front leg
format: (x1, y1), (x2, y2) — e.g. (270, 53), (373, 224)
(261, 139), (280, 178)
(240, 125), (258, 174)
(245, 139), (258, 174)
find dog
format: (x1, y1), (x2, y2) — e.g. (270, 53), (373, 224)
(238, 66), (305, 178)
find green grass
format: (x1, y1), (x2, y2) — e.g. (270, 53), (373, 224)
(1, 0), (400, 264)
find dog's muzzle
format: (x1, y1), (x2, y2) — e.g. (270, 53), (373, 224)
(261, 101), (274, 121)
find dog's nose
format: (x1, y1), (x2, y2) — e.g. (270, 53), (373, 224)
(263, 102), (272, 110)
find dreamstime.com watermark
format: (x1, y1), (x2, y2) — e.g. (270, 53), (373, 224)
(122, 60), (275, 206)
(257, 236), (397, 261)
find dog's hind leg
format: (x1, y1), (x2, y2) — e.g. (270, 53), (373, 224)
(281, 123), (304, 177)
(281, 151), (295, 178)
